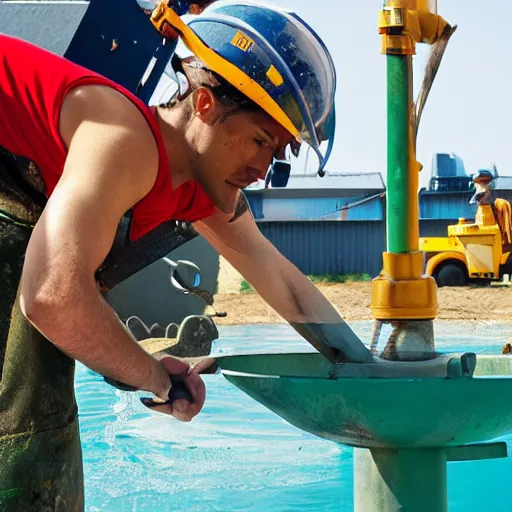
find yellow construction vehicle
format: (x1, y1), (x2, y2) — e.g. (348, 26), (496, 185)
(420, 170), (512, 286)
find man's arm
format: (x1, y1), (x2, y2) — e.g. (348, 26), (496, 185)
(19, 85), (204, 414)
(196, 195), (342, 322)
(194, 194), (372, 362)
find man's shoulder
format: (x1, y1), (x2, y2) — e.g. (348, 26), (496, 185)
(60, 81), (158, 149)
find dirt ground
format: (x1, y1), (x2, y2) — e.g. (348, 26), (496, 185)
(212, 256), (512, 324)
(212, 281), (512, 325)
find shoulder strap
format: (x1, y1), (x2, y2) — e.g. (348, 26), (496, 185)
(95, 213), (198, 290)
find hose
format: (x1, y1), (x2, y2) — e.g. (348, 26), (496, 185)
(415, 23), (458, 140)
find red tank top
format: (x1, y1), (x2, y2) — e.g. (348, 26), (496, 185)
(0, 34), (215, 240)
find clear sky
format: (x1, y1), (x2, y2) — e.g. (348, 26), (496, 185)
(265, 0), (512, 186)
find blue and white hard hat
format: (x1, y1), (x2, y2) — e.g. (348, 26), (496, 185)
(157, 1), (337, 171)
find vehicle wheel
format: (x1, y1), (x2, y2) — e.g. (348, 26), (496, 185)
(435, 263), (467, 287)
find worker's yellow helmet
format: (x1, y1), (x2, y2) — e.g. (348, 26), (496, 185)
(159, 1), (337, 172)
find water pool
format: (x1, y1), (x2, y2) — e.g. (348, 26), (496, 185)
(78, 321), (512, 511)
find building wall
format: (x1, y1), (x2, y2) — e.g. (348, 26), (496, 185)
(250, 194), (384, 221)
(258, 221), (385, 276)
(244, 174), (385, 222)
(420, 192), (475, 220)
(248, 188), (512, 224)
(419, 190), (512, 220)
(257, 219), (455, 277)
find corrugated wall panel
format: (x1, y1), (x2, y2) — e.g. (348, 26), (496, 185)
(257, 219), (463, 276)
(246, 194), (263, 219)
(420, 192), (476, 219)
(420, 191), (512, 220)
(258, 221), (386, 276)
(419, 219), (456, 237)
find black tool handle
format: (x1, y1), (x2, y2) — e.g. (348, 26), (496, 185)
(139, 374), (194, 409)
(105, 374), (194, 408)
(168, 374), (195, 404)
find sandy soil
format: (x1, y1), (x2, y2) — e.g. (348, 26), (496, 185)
(212, 281), (512, 325)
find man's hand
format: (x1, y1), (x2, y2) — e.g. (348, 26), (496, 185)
(140, 355), (216, 422)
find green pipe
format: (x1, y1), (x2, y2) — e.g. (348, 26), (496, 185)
(386, 54), (411, 253)
(354, 447), (448, 512)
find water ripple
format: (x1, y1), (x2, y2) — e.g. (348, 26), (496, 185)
(79, 322), (512, 511)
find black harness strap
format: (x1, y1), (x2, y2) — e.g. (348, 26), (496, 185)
(95, 214), (199, 290)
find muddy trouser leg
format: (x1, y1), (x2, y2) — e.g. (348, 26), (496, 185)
(0, 220), (84, 508)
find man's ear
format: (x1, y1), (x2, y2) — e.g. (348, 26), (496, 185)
(192, 87), (217, 123)
(188, 2), (214, 15)
(188, 4), (203, 15)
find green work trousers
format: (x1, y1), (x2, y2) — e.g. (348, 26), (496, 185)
(0, 158), (84, 510)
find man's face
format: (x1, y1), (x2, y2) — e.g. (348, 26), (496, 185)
(189, 94), (293, 214)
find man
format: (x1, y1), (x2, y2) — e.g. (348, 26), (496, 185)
(0, 2), (358, 509)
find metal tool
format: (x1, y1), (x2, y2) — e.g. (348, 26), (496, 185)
(162, 257), (227, 317)
(141, 374), (194, 408)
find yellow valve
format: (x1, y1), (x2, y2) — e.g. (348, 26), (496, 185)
(417, 11), (450, 44)
(371, 253), (438, 320)
(379, 2), (450, 55)
(417, 0), (438, 13)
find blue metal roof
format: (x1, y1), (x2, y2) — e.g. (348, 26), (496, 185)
(247, 194), (384, 221)
(283, 172), (385, 191)
(245, 172), (385, 196)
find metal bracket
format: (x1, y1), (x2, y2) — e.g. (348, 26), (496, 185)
(446, 442), (508, 462)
